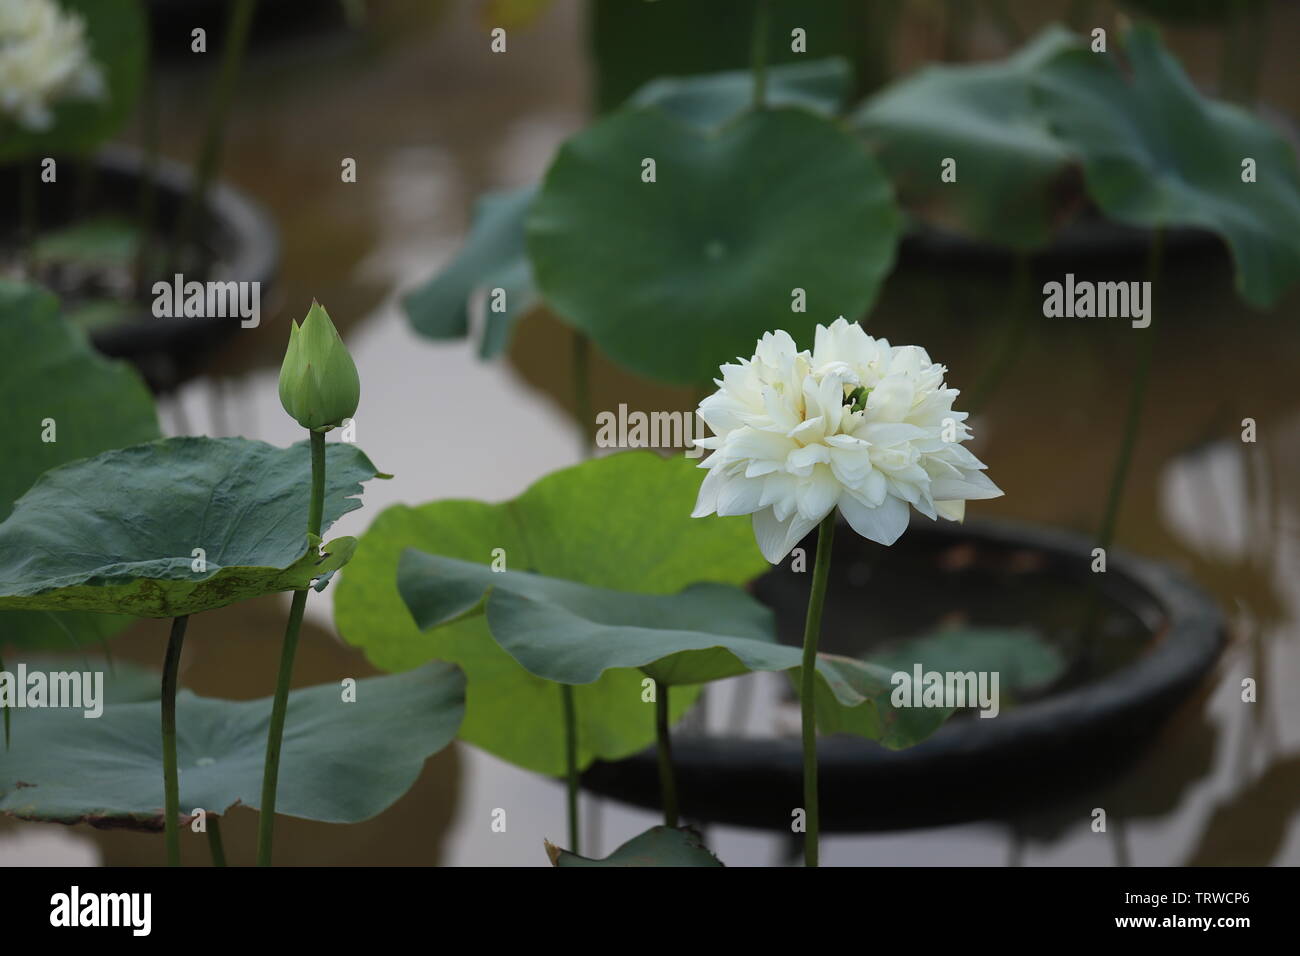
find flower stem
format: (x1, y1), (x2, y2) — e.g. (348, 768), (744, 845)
(207, 815), (227, 867)
(256, 429), (326, 866)
(655, 684), (679, 828)
(161, 614), (190, 867)
(561, 683), (580, 854)
(800, 512), (837, 867)
(562, 326), (592, 848)
(750, 0), (771, 108)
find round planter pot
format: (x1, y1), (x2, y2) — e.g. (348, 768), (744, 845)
(2, 144), (279, 391)
(580, 518), (1226, 832)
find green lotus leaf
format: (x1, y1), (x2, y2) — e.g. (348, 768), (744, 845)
(1033, 23), (1300, 307)
(526, 106), (901, 385)
(0, 0), (148, 162)
(0, 436), (383, 618)
(809, 628), (1067, 746)
(852, 25), (1083, 249)
(2, 652), (161, 747)
(398, 552), (781, 686)
(0, 660), (465, 829)
(403, 185), (538, 359)
(801, 653), (953, 750)
(547, 825), (724, 867)
(334, 452), (768, 776)
(397, 549), (951, 752)
(0, 280), (160, 651)
(6, 653), (160, 704)
(630, 58), (853, 128)
(406, 59), (855, 363)
(869, 627), (1066, 698)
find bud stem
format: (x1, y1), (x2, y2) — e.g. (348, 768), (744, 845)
(161, 614), (190, 867)
(257, 429), (326, 866)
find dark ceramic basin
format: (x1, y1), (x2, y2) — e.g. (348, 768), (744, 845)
(1, 144), (279, 391)
(581, 517), (1226, 832)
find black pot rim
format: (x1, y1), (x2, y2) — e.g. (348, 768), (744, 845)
(5, 144), (281, 390)
(580, 517), (1227, 832)
(85, 143), (281, 357)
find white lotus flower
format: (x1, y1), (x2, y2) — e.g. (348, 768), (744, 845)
(692, 318), (1002, 563)
(0, 0), (106, 132)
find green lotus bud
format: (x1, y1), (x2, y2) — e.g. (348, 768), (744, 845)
(277, 301), (360, 431)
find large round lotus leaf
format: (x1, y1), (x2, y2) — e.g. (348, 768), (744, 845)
(0, 437), (383, 617)
(403, 185), (539, 359)
(334, 452), (769, 776)
(0, 0), (148, 162)
(547, 825), (723, 867)
(398, 551), (952, 751)
(853, 26), (1082, 249)
(0, 280), (159, 651)
(0, 661), (465, 829)
(1033, 23), (1300, 308)
(527, 106), (901, 385)
(403, 61), (856, 362)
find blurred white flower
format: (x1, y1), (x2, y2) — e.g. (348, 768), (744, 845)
(0, 0), (105, 132)
(692, 318), (1002, 563)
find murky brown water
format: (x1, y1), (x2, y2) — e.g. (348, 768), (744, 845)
(2, 0), (1298, 866)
